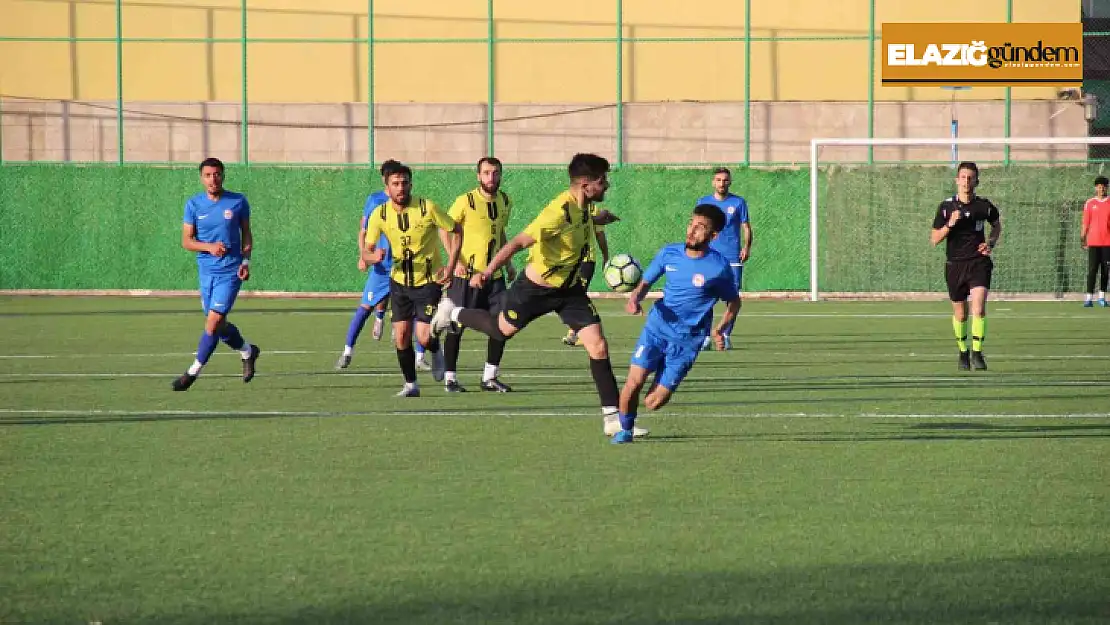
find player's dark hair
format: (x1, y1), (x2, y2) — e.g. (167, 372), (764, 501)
(477, 156), (502, 172)
(381, 160), (411, 181)
(567, 153), (609, 181)
(198, 157), (224, 172)
(379, 159), (403, 178)
(694, 203), (726, 234)
(957, 161), (979, 178)
(713, 167), (731, 177)
(1095, 176), (1109, 186)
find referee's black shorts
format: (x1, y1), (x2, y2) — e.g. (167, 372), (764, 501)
(945, 257), (993, 302)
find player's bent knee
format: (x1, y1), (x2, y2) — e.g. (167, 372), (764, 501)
(644, 389), (672, 410)
(496, 315), (518, 340)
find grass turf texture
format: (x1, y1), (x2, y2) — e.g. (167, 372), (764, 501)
(1, 296), (1108, 624)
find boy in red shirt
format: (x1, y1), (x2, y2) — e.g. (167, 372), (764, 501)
(1082, 176), (1110, 307)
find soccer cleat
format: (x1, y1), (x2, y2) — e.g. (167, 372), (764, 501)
(722, 335), (733, 351)
(395, 385), (420, 397)
(562, 332), (579, 347)
(335, 352), (352, 370)
(603, 415), (649, 438)
(1084, 300), (1094, 308)
(414, 358), (433, 372)
(480, 377), (513, 393)
(372, 317), (384, 340)
(1100, 298), (1109, 308)
(958, 351), (971, 371)
(430, 348), (446, 382)
(970, 351), (988, 371)
(430, 297), (456, 334)
(445, 380), (467, 393)
(610, 430), (635, 444)
(171, 372), (197, 391)
(242, 345), (261, 383)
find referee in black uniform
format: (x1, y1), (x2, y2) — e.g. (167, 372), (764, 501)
(930, 162), (1002, 371)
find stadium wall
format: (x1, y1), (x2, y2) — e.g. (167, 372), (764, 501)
(0, 164), (1095, 296)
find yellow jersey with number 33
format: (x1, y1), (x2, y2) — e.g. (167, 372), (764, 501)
(448, 188), (512, 279)
(365, 197), (455, 287)
(522, 190), (595, 289)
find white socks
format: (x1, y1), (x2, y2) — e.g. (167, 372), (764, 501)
(240, 343), (254, 359)
(445, 371), (457, 383)
(450, 307), (463, 323)
(482, 363), (499, 382)
(187, 360), (203, 376)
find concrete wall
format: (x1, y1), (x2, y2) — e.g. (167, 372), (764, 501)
(0, 98), (1089, 165)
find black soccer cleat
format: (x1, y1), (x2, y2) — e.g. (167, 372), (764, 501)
(970, 351), (987, 371)
(445, 380), (467, 393)
(242, 345), (261, 383)
(958, 351), (971, 371)
(480, 377), (513, 393)
(171, 372), (197, 391)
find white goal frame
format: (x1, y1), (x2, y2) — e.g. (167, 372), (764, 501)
(808, 136), (1110, 302)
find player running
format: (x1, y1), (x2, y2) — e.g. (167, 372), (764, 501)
(610, 204), (740, 444)
(172, 157), (261, 391)
(695, 167), (751, 351)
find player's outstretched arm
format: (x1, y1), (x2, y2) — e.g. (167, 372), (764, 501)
(474, 232), (533, 288)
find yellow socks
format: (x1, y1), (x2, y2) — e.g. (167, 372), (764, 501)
(952, 317), (968, 352)
(971, 316), (986, 352)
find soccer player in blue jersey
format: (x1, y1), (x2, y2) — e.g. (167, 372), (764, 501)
(172, 158), (261, 391)
(695, 167), (752, 350)
(335, 161), (431, 370)
(611, 204), (741, 444)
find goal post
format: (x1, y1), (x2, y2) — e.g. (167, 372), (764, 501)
(808, 136), (1110, 302)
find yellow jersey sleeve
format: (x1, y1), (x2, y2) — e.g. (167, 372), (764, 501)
(523, 195), (571, 244)
(447, 194), (468, 224)
(429, 200), (456, 233)
(365, 205), (384, 248)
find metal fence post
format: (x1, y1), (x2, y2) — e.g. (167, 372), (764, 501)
(743, 0), (751, 167)
(866, 0), (875, 165)
(487, 0), (495, 156)
(241, 0), (249, 166)
(616, 0), (624, 167)
(1004, 0), (1013, 166)
(368, 0), (375, 166)
(115, 0), (124, 164)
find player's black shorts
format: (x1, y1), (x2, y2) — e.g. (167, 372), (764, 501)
(501, 275), (601, 332)
(945, 257), (993, 302)
(447, 275), (506, 314)
(390, 280), (442, 323)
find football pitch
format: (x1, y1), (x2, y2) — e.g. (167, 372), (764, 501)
(1, 296), (1108, 624)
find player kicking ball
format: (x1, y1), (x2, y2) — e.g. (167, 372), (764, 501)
(610, 204), (741, 444)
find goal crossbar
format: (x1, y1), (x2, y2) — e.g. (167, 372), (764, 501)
(808, 136), (1110, 302)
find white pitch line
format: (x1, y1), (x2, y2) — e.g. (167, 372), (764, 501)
(0, 408), (1107, 420)
(2, 350), (1110, 361)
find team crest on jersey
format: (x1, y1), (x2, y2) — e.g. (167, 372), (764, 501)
(727, 206), (735, 214)
(692, 273), (706, 287)
(223, 209), (234, 220)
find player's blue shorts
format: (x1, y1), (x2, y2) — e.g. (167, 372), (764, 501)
(630, 325), (702, 392)
(361, 268), (392, 308)
(199, 272), (242, 316)
(730, 263), (744, 292)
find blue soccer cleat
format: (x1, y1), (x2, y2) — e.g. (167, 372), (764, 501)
(610, 429), (634, 444)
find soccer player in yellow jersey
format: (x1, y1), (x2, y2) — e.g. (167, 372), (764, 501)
(363, 160), (463, 397)
(433, 153), (641, 437)
(442, 157), (517, 393)
(562, 201), (611, 347)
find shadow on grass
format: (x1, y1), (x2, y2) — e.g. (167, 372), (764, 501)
(648, 421), (1110, 443)
(14, 554), (1109, 625)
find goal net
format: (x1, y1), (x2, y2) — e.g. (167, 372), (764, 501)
(808, 137), (1110, 301)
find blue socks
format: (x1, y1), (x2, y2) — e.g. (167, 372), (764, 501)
(345, 306), (372, 348)
(219, 322), (245, 350)
(196, 332), (219, 365)
(619, 411), (637, 432)
(415, 341), (426, 356)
